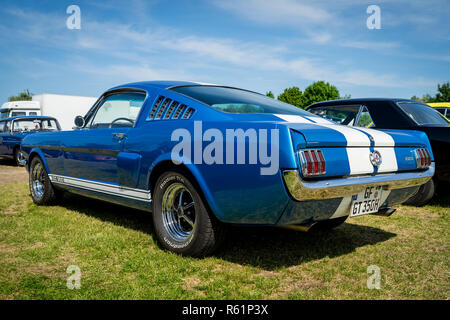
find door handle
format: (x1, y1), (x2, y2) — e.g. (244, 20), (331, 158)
(112, 133), (126, 141)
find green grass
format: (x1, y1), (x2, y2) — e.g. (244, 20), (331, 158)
(0, 182), (448, 299)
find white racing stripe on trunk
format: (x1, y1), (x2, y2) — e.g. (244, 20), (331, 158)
(273, 114), (314, 123)
(375, 147), (398, 173)
(347, 147), (374, 175)
(324, 124), (371, 146)
(355, 127), (395, 147)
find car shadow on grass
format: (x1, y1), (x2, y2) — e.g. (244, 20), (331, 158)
(59, 193), (396, 269)
(217, 223), (396, 270)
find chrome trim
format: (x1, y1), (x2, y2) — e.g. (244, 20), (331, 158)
(282, 163), (434, 201)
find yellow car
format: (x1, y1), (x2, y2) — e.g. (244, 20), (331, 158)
(428, 102), (450, 119)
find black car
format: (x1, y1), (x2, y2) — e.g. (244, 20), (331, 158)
(306, 98), (450, 206)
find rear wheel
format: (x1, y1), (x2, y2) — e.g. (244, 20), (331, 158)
(403, 179), (435, 207)
(29, 156), (59, 205)
(152, 170), (226, 257)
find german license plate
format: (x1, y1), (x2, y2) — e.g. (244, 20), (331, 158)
(350, 186), (383, 217)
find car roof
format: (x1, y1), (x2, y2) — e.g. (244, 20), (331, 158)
(107, 80), (263, 95)
(109, 81), (204, 91)
(308, 98), (423, 108)
(0, 116), (57, 121)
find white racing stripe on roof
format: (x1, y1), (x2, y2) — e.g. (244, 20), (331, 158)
(305, 116), (333, 124)
(273, 114), (314, 123)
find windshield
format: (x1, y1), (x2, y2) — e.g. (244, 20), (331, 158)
(397, 102), (450, 126)
(170, 86), (315, 116)
(12, 119), (60, 132)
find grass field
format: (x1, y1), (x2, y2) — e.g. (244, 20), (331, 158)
(0, 160), (448, 299)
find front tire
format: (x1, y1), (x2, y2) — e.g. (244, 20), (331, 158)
(29, 156), (59, 205)
(152, 170), (226, 257)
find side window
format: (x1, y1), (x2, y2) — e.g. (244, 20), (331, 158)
(356, 106), (375, 128)
(0, 121), (4, 132)
(89, 92), (145, 129)
(29, 112), (38, 116)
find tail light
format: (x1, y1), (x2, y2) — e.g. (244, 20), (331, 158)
(414, 148), (431, 169)
(299, 149), (326, 177)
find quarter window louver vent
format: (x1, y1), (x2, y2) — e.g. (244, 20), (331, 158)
(173, 104), (187, 119)
(155, 98), (171, 119)
(147, 97), (193, 121)
(148, 96), (164, 119)
(182, 107), (194, 119)
(164, 101), (178, 119)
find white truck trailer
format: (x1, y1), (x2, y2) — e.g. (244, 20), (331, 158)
(32, 94), (97, 130)
(1, 94), (97, 130)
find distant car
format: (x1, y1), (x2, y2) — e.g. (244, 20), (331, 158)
(21, 82), (434, 256)
(0, 116), (61, 165)
(429, 104), (450, 119)
(307, 98), (450, 206)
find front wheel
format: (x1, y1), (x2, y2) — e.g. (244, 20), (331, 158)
(152, 170), (226, 257)
(29, 156), (59, 205)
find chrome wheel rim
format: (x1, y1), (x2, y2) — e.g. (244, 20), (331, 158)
(161, 183), (196, 242)
(31, 162), (45, 200)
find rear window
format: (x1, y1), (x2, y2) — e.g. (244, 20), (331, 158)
(397, 102), (449, 126)
(170, 85), (314, 116)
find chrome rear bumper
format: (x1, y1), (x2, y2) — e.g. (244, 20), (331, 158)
(282, 163), (434, 201)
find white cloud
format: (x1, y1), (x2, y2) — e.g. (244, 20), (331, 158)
(212, 0), (334, 26)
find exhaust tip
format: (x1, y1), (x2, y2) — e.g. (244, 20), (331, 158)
(372, 207), (396, 217)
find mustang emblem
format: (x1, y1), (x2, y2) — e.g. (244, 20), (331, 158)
(370, 150), (382, 167)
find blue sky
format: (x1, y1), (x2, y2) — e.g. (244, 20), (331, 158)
(0, 0), (449, 102)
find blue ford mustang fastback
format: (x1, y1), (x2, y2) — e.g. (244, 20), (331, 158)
(20, 81), (435, 256)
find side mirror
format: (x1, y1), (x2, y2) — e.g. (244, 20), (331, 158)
(74, 116), (85, 128)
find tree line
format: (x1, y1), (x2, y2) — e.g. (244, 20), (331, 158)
(411, 82), (450, 103)
(266, 80), (350, 109)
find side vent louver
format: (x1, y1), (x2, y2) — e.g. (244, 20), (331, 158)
(183, 107), (194, 119)
(173, 104), (187, 119)
(155, 98), (171, 119)
(164, 101), (178, 119)
(148, 96), (194, 121)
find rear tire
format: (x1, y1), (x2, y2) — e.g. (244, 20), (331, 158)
(152, 170), (226, 257)
(403, 179), (435, 207)
(29, 156), (59, 205)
